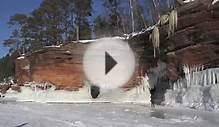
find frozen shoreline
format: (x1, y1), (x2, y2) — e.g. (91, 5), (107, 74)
(3, 82), (151, 104)
(0, 102), (219, 127)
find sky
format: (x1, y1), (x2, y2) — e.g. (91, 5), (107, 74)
(0, 0), (104, 58)
(0, 0), (43, 58)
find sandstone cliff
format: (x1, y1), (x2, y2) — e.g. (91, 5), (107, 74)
(16, 43), (88, 91)
(131, 0), (219, 80)
(15, 0), (219, 93)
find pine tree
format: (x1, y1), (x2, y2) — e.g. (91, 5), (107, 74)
(103, 0), (123, 36)
(4, 0), (93, 53)
(94, 16), (111, 38)
(73, 0), (93, 40)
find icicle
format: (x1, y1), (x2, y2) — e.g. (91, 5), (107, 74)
(191, 70), (194, 86)
(210, 69), (212, 85)
(212, 71), (216, 84)
(173, 82), (177, 90)
(201, 65), (204, 71)
(194, 71), (198, 85)
(151, 26), (160, 58)
(158, 14), (169, 26)
(174, 10), (178, 30)
(216, 71), (219, 84)
(168, 9), (178, 37)
(179, 79), (183, 89)
(35, 84), (37, 92)
(204, 71), (207, 86)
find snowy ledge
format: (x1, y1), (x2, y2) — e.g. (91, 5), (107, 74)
(17, 56), (25, 60)
(71, 36), (127, 44)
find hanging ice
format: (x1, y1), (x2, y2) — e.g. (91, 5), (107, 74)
(164, 65), (219, 111)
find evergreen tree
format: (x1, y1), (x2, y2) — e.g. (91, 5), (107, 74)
(0, 54), (16, 82)
(3, 0), (93, 54)
(103, 0), (123, 36)
(73, 0), (93, 40)
(94, 16), (111, 38)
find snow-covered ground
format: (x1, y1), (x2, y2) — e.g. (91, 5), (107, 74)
(0, 102), (219, 127)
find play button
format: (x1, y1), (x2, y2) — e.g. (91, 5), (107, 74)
(105, 51), (117, 75)
(83, 38), (135, 89)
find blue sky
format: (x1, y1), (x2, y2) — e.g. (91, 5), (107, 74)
(0, 0), (104, 58)
(0, 0), (43, 58)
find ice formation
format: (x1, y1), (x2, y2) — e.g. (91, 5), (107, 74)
(212, 0), (219, 4)
(4, 81), (151, 104)
(164, 65), (219, 111)
(158, 14), (169, 26)
(168, 10), (178, 37)
(151, 26), (160, 58)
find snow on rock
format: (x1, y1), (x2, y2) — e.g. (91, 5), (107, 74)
(164, 66), (219, 111)
(17, 56), (25, 60)
(65, 50), (71, 54)
(45, 44), (63, 48)
(72, 36), (127, 44)
(179, 0), (218, 5)
(183, 0), (195, 3)
(72, 39), (96, 43)
(212, 0), (219, 4)
(125, 25), (155, 39)
(4, 81), (151, 104)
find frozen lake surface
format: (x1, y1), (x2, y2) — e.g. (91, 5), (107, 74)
(0, 102), (219, 127)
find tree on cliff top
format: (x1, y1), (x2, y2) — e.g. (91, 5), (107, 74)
(3, 0), (93, 54)
(93, 0), (173, 37)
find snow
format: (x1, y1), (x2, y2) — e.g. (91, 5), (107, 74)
(72, 39), (96, 43)
(5, 81), (151, 104)
(45, 44), (63, 48)
(17, 56), (25, 59)
(183, 0), (195, 3)
(164, 66), (219, 111)
(181, 0), (218, 5)
(0, 102), (219, 127)
(126, 25), (155, 39)
(212, 0), (219, 4)
(72, 36), (127, 44)
(66, 50), (71, 54)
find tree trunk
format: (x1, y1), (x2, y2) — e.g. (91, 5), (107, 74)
(76, 25), (79, 41)
(130, 0), (135, 33)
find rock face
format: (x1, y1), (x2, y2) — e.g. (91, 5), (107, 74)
(15, 0), (219, 94)
(129, 0), (219, 104)
(15, 42), (140, 90)
(132, 0), (219, 79)
(165, 0), (219, 81)
(16, 43), (89, 90)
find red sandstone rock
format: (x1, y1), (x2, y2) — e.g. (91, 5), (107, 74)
(0, 85), (11, 94)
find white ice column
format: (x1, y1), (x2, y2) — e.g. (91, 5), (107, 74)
(216, 70), (219, 84)
(203, 70), (207, 86)
(212, 71), (216, 84)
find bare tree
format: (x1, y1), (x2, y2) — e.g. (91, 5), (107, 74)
(129, 0), (135, 32)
